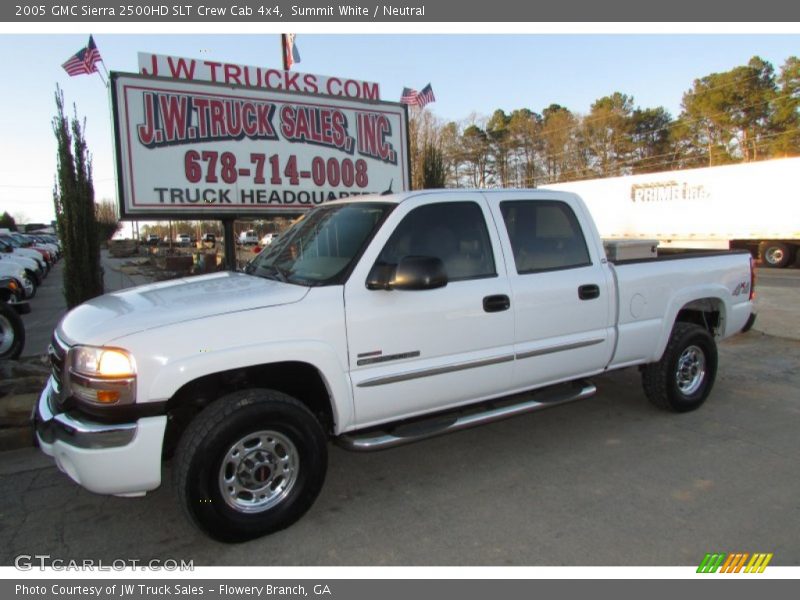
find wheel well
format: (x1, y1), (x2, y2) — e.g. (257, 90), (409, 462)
(675, 298), (723, 335)
(163, 361), (334, 458)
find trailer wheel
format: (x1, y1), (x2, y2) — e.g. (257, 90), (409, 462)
(174, 388), (327, 543)
(642, 323), (717, 413)
(759, 241), (794, 268)
(0, 303), (25, 360)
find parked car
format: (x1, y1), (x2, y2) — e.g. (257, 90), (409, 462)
(0, 258), (36, 301)
(0, 234), (48, 276)
(176, 234), (192, 247)
(0, 238), (44, 288)
(238, 230), (258, 245)
(34, 190), (755, 543)
(0, 282), (25, 359)
(145, 234), (160, 246)
(260, 233), (277, 246)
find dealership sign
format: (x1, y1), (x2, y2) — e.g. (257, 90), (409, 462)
(111, 72), (409, 218)
(138, 53), (382, 101)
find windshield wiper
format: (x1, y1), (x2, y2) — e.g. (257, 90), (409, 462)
(257, 264), (290, 283)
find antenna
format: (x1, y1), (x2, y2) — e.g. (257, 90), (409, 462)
(380, 180), (394, 196)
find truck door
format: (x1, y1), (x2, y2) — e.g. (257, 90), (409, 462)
(491, 197), (613, 390)
(344, 194), (515, 429)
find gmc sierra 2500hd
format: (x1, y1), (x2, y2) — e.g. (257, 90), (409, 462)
(35, 190), (755, 542)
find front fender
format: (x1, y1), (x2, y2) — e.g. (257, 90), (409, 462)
(146, 339), (353, 433)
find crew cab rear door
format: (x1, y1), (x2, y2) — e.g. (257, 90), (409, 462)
(344, 193), (515, 429)
(488, 192), (615, 390)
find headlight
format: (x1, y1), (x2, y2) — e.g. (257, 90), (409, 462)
(69, 346), (137, 405)
(72, 346), (136, 378)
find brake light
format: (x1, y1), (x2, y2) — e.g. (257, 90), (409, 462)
(749, 256), (756, 301)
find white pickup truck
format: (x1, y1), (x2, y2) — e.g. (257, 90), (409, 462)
(35, 190), (755, 542)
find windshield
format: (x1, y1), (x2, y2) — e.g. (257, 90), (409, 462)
(245, 202), (393, 286)
(0, 236), (21, 248)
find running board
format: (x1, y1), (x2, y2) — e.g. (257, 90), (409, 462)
(336, 380), (596, 452)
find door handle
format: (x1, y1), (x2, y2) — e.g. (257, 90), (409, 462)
(483, 294), (511, 313)
(578, 284), (600, 300)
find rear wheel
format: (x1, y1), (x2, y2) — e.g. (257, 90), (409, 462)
(174, 388), (328, 543)
(0, 303), (25, 360)
(642, 323), (717, 412)
(759, 241), (794, 268)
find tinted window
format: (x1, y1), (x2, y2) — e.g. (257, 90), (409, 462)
(377, 202), (496, 281)
(500, 201), (591, 273)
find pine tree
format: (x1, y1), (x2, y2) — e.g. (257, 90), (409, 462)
(52, 86), (104, 309)
(422, 143), (446, 188)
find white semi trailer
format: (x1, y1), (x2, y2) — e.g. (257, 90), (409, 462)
(545, 157), (800, 268)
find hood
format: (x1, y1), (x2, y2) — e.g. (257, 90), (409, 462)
(58, 271), (309, 346)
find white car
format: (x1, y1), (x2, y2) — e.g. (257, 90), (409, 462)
(238, 230), (258, 245)
(176, 234), (192, 246)
(0, 259), (35, 299)
(260, 233), (277, 246)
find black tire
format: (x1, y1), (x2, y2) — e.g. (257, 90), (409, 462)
(174, 388), (328, 543)
(0, 303), (25, 360)
(759, 241), (794, 268)
(642, 322), (717, 413)
(24, 269), (40, 288)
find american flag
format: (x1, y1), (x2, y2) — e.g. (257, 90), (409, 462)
(62, 36), (102, 77)
(283, 34), (301, 70)
(400, 87), (419, 105)
(400, 84), (436, 108)
(417, 84), (436, 108)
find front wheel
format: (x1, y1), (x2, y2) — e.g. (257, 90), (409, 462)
(174, 389), (328, 543)
(642, 323), (717, 412)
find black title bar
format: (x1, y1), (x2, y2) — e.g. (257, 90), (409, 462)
(4, 0), (800, 22)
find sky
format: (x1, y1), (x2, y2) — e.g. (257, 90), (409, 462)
(0, 31), (798, 226)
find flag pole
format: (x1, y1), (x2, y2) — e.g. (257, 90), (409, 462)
(281, 34), (289, 70)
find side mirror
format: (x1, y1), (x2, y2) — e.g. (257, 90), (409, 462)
(367, 256), (447, 291)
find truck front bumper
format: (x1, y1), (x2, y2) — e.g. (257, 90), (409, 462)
(34, 378), (167, 497)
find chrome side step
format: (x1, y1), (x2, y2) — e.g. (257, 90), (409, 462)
(336, 380), (596, 452)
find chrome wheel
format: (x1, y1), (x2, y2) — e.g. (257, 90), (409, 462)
(765, 247), (784, 266)
(675, 345), (706, 396)
(218, 430), (299, 513)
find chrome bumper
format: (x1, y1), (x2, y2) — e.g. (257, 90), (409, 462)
(34, 378), (136, 449)
(33, 378), (167, 496)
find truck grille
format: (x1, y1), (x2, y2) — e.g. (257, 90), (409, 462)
(48, 334), (68, 396)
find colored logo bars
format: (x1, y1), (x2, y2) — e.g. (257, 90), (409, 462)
(697, 552), (773, 573)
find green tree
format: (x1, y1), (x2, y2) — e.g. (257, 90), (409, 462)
(769, 56), (800, 156)
(421, 142), (446, 188)
(460, 124), (492, 187)
(52, 87), (103, 308)
(95, 200), (122, 242)
(486, 109), (512, 187)
(0, 211), (16, 231)
(540, 104), (581, 183)
(678, 57), (778, 165)
(630, 107), (674, 173)
(581, 92), (634, 177)
(507, 109), (542, 187)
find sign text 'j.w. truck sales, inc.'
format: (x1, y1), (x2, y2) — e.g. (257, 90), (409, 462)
(111, 72), (409, 219)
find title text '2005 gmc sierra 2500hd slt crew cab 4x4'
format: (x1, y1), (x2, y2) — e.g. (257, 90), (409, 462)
(34, 190), (755, 542)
